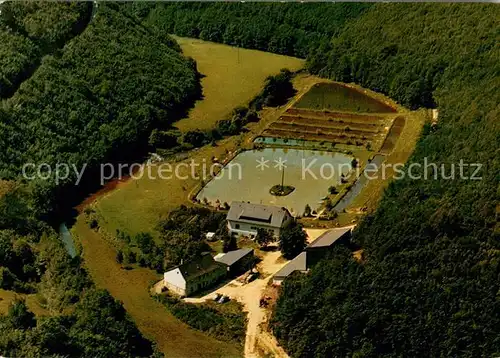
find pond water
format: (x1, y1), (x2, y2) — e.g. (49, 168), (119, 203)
(294, 82), (396, 113)
(333, 154), (386, 212)
(196, 148), (353, 215)
(58, 223), (77, 258)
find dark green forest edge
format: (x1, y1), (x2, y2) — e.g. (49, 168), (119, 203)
(0, 2), (200, 356)
(132, 3), (500, 357)
(0, 2), (499, 357)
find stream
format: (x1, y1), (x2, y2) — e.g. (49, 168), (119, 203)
(334, 154), (386, 212)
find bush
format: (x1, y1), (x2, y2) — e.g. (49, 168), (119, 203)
(154, 294), (246, 344)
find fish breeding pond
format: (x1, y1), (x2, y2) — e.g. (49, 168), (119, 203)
(197, 148), (353, 214)
(294, 82), (397, 113)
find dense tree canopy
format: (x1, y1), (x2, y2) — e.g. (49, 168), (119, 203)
(279, 221), (307, 260)
(269, 4), (500, 357)
(0, 2), (203, 356)
(125, 2), (371, 58)
(0, 1), (92, 98)
(0, 3), (200, 219)
(0, 181), (158, 357)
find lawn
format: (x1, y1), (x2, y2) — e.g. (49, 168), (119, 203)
(93, 135), (246, 236)
(172, 36), (304, 132)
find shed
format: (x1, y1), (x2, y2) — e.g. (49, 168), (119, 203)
(214, 248), (255, 276)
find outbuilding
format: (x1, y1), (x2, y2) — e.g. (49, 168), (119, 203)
(214, 248), (255, 276)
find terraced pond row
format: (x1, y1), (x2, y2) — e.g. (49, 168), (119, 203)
(285, 108), (387, 122)
(278, 115), (383, 132)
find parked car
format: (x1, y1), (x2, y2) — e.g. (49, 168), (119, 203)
(245, 272), (258, 283)
(213, 293), (222, 302)
(218, 295), (230, 304)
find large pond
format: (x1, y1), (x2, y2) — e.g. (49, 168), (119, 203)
(196, 148), (353, 215)
(59, 223), (77, 258)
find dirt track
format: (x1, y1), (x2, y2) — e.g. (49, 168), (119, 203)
(185, 249), (289, 358)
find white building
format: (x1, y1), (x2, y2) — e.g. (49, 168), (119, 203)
(226, 201), (293, 239)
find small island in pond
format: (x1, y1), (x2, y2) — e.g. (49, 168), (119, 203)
(270, 184), (295, 196)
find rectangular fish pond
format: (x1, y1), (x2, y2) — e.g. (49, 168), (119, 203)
(196, 148), (353, 215)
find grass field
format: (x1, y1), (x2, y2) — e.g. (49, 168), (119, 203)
(346, 110), (428, 211)
(93, 135), (246, 236)
(294, 82), (397, 113)
(172, 36), (304, 132)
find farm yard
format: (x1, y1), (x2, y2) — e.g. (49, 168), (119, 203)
(83, 70), (425, 256)
(74, 53), (426, 357)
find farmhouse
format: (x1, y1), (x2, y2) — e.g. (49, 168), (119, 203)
(163, 253), (226, 297)
(214, 248), (255, 276)
(273, 227), (352, 285)
(227, 201), (293, 239)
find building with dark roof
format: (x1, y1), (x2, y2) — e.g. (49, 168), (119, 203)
(214, 248), (255, 276)
(163, 253), (226, 297)
(226, 201), (292, 239)
(273, 252), (307, 285)
(306, 227), (352, 267)
(273, 227), (352, 285)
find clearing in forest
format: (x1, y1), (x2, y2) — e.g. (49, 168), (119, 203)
(172, 36), (304, 132)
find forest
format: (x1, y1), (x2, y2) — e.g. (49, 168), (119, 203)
(1, 2), (499, 357)
(0, 3), (200, 220)
(124, 2), (371, 59)
(0, 182), (158, 357)
(0, 1), (92, 98)
(130, 2), (500, 356)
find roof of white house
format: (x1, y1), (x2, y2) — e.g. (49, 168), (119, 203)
(273, 252), (307, 279)
(214, 248), (254, 267)
(307, 227), (352, 248)
(227, 201), (290, 228)
(166, 253), (224, 281)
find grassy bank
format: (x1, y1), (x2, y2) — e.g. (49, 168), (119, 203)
(154, 294), (247, 345)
